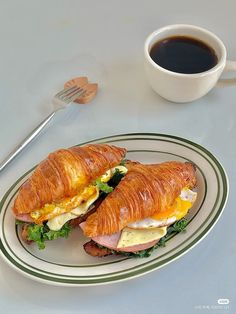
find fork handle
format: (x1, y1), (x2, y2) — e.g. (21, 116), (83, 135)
(0, 111), (56, 172)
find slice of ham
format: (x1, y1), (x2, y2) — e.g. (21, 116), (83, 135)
(80, 222), (159, 252)
(15, 213), (34, 223)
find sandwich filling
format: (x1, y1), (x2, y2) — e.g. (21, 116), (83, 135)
(16, 165), (128, 249)
(83, 187), (197, 256)
(117, 187), (196, 248)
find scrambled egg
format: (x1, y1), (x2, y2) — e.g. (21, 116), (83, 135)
(31, 185), (99, 225)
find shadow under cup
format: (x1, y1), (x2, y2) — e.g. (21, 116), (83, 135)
(144, 24), (226, 103)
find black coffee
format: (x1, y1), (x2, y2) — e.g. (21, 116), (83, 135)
(149, 36), (218, 74)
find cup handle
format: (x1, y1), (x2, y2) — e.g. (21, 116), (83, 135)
(217, 60), (236, 87)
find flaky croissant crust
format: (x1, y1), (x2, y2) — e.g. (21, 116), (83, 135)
(13, 144), (126, 215)
(84, 161), (197, 237)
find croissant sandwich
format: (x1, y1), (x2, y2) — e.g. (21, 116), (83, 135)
(13, 144), (127, 249)
(80, 161), (197, 258)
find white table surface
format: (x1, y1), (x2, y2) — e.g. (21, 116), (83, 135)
(0, 0), (235, 313)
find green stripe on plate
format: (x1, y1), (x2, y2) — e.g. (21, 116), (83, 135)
(12, 149), (206, 267)
(0, 133), (228, 285)
(2, 148), (207, 271)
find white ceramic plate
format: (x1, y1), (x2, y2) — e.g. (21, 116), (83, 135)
(0, 133), (228, 286)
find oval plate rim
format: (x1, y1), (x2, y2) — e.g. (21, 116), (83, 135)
(0, 133), (229, 286)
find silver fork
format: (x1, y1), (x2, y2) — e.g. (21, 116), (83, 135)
(0, 85), (86, 172)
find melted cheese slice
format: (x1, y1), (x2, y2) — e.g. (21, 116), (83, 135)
(117, 226), (167, 248)
(46, 212), (76, 231)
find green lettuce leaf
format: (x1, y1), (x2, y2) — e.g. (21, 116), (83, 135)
(108, 168), (125, 187)
(119, 159), (127, 166)
(95, 179), (114, 193)
(26, 222), (72, 250)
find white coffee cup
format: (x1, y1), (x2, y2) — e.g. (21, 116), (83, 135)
(144, 24), (236, 103)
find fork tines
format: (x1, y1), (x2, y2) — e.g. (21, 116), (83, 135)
(56, 85), (86, 103)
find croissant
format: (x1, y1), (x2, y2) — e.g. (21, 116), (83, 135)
(13, 144), (126, 215)
(84, 161), (197, 237)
